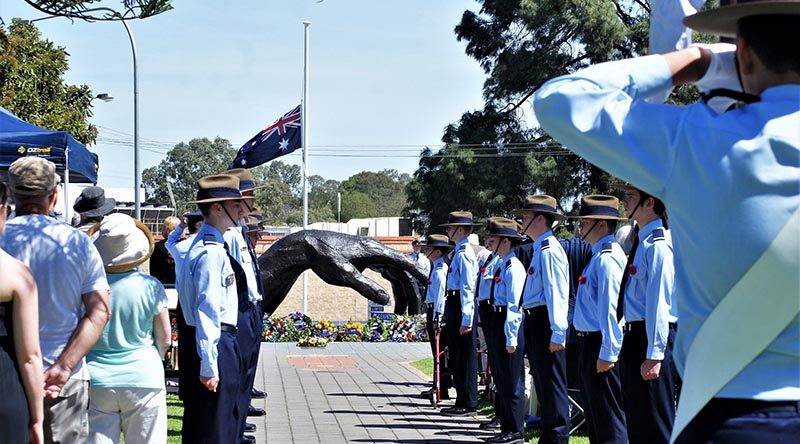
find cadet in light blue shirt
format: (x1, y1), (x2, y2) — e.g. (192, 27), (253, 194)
(420, 234), (453, 401)
(177, 174), (246, 444)
(440, 211), (480, 416)
(533, 4), (799, 442)
(617, 183), (679, 444)
(571, 195), (628, 444)
(482, 218), (526, 442)
(516, 195), (572, 442)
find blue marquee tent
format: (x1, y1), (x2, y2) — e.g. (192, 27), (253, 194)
(0, 105), (99, 184)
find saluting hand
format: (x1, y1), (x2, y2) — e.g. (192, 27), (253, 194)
(596, 359), (615, 373)
(640, 359), (662, 380)
(549, 342), (565, 353)
(200, 375), (219, 392)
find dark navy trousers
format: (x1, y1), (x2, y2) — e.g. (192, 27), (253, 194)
(443, 292), (478, 409)
(578, 332), (627, 444)
(478, 303), (502, 421)
(180, 330), (242, 444)
(620, 322), (677, 444)
(236, 301), (262, 439)
(488, 308), (526, 435)
(524, 306), (570, 444)
(426, 304), (452, 393)
(674, 398), (800, 444)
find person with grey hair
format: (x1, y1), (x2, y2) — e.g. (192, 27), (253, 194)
(0, 157), (110, 443)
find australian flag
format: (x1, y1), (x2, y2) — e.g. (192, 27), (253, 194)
(229, 105), (302, 169)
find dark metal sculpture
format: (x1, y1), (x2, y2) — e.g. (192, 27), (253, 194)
(258, 230), (428, 317)
(23, 1), (172, 21)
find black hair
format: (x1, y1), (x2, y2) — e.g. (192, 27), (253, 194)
(189, 220), (204, 234)
(636, 190), (669, 229)
(536, 212), (556, 228)
(198, 202), (214, 217)
(738, 15), (800, 76)
(0, 180), (8, 204)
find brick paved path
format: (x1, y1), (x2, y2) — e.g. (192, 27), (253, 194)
(249, 342), (493, 443)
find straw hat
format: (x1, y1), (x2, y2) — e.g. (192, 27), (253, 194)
(570, 195), (626, 221)
(189, 174), (243, 204)
(439, 211), (481, 227)
(89, 213), (155, 273)
(512, 195), (565, 220)
(684, 0), (800, 38)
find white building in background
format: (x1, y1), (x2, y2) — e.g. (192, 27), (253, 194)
(265, 217), (413, 237)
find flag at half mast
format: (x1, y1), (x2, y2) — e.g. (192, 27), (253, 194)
(229, 105), (302, 169)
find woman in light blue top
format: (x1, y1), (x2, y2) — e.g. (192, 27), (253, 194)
(87, 214), (171, 444)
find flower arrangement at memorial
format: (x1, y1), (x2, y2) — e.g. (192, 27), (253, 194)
(313, 320), (337, 340)
(263, 316), (299, 342)
(297, 336), (329, 348)
(337, 321), (365, 342)
(386, 315), (428, 343)
(365, 317), (389, 342)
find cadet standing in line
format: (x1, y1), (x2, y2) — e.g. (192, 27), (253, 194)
(419, 234), (453, 401)
(439, 211), (480, 417)
(223, 168), (267, 443)
(571, 195), (628, 444)
(482, 218), (526, 444)
(475, 220), (502, 430)
(517, 195), (571, 444)
(177, 175), (247, 444)
(617, 183), (677, 444)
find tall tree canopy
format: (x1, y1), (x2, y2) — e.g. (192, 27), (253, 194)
(0, 20), (97, 145)
(406, 0), (655, 232)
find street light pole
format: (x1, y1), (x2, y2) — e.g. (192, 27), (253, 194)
(119, 18), (141, 220)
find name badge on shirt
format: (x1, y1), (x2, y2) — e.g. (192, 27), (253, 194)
(224, 273), (235, 287)
(240, 246), (252, 263)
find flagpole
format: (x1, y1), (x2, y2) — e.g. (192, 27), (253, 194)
(301, 20), (311, 316)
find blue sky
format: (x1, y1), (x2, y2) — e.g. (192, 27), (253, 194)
(0, 0), (488, 187)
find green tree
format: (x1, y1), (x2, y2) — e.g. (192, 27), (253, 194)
(0, 20), (96, 145)
(252, 161), (302, 225)
(406, 0), (678, 233)
(340, 169), (409, 219)
(142, 137), (239, 213)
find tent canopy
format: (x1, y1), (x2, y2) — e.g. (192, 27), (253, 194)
(0, 106), (99, 184)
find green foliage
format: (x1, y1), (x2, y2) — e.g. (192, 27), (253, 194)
(407, 0), (708, 233)
(339, 170), (410, 219)
(141, 137), (239, 213)
(0, 20), (97, 145)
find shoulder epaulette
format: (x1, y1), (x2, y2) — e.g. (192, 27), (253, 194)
(505, 260), (512, 270)
(203, 233), (218, 245)
(601, 242), (613, 253)
(651, 228), (666, 241)
(541, 238), (551, 250)
(458, 244), (467, 252)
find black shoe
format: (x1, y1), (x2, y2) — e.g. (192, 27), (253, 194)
(240, 434), (256, 444)
(486, 432), (524, 444)
(439, 389), (451, 400)
(244, 422), (256, 432)
(440, 406), (477, 417)
(479, 418), (502, 430)
(484, 431), (523, 443)
(251, 388), (267, 399)
(247, 405), (266, 417)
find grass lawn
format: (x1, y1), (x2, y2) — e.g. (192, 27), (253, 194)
(408, 357), (591, 444)
(167, 393), (184, 444)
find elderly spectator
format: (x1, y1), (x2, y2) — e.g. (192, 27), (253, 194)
(73, 186), (116, 233)
(0, 157), (110, 443)
(86, 213), (170, 444)
(0, 180), (44, 444)
(150, 216), (180, 284)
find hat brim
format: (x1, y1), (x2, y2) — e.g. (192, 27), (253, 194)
(478, 230), (521, 239)
(511, 208), (566, 220)
(78, 198), (117, 219)
(87, 219), (155, 273)
(683, 2), (800, 38)
(439, 222), (482, 227)
(242, 183), (269, 192)
(189, 196), (245, 204)
(568, 214), (627, 221)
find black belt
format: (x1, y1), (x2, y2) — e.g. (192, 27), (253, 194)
(426, 303), (435, 310)
(523, 306), (547, 316)
(446, 290), (459, 297)
(493, 305), (507, 313)
(575, 330), (601, 338)
(624, 320), (677, 333)
(478, 299), (493, 306)
(707, 398), (800, 416)
(220, 323), (238, 334)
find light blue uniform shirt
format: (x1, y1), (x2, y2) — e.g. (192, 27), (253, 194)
(425, 257), (448, 317)
(446, 237), (478, 328)
(521, 231), (570, 345)
(477, 254), (501, 302)
(178, 224), (239, 378)
(533, 53), (799, 400)
(492, 251), (525, 348)
(573, 235), (627, 362)
(165, 226), (196, 289)
(624, 219), (677, 360)
(224, 226), (262, 304)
